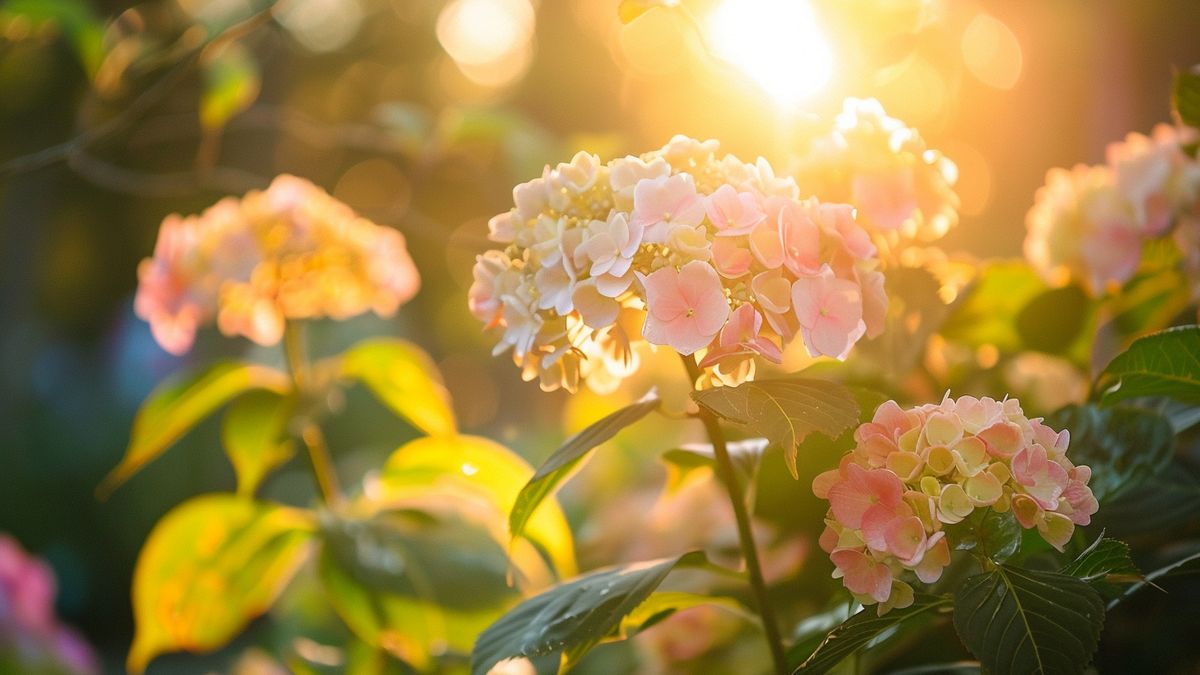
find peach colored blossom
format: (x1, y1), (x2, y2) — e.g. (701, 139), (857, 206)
(791, 265), (866, 359)
(641, 261), (730, 355)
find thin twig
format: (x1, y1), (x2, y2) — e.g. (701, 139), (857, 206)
(0, 0), (282, 179)
(682, 355), (789, 675)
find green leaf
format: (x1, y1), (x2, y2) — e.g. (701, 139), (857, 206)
(661, 437), (767, 496)
(692, 378), (859, 479)
(947, 508), (1021, 563)
(100, 361), (290, 497)
(376, 434), (577, 581)
(1016, 284), (1092, 355)
(200, 42), (260, 130)
(1097, 325), (1200, 406)
(1092, 458), (1200, 538)
(953, 566), (1104, 675)
(1174, 67), (1200, 130)
(792, 595), (951, 674)
(470, 551), (714, 675)
(318, 511), (519, 669)
(940, 261), (1047, 353)
(1, 0), (105, 75)
(615, 591), (754, 640)
(509, 396), (660, 543)
(338, 338), (457, 436)
(222, 390), (296, 497)
(1061, 536), (1141, 602)
(128, 494), (315, 673)
(1044, 404), (1174, 502)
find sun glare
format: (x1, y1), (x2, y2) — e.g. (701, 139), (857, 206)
(705, 0), (834, 109)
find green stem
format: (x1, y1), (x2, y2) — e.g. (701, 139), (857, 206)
(283, 322), (343, 506)
(682, 356), (789, 675)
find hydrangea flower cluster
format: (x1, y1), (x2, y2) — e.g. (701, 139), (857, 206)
(0, 535), (97, 674)
(791, 98), (960, 246)
(1024, 124), (1200, 295)
(469, 136), (887, 393)
(813, 395), (1098, 613)
(135, 175), (420, 354)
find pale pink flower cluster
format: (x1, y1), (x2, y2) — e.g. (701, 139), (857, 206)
(813, 395), (1097, 613)
(469, 136), (886, 392)
(1024, 124), (1200, 295)
(135, 175), (420, 354)
(791, 98), (959, 245)
(0, 535), (98, 674)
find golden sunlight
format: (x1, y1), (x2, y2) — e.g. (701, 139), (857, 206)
(705, 0), (834, 109)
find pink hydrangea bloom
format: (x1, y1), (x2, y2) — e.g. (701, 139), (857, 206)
(470, 136), (886, 392)
(0, 535), (98, 674)
(814, 395), (1097, 611)
(641, 261), (730, 355)
(1025, 122), (1200, 296)
(791, 265), (866, 360)
(791, 98), (959, 245)
(135, 175), (420, 354)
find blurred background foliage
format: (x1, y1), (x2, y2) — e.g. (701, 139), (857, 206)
(1, 0), (1200, 672)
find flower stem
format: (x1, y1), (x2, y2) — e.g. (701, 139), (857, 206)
(682, 356), (788, 675)
(283, 322), (343, 506)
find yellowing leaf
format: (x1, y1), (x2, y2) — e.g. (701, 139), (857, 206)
(100, 361), (290, 497)
(617, 0), (677, 24)
(222, 390), (296, 497)
(200, 42), (260, 130)
(338, 338), (457, 436)
(128, 494), (316, 673)
(376, 434), (577, 582)
(509, 396), (659, 547)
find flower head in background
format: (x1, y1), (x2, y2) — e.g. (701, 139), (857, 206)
(135, 175), (420, 354)
(470, 136), (886, 393)
(813, 395), (1096, 613)
(791, 98), (960, 246)
(0, 535), (98, 674)
(1024, 124), (1200, 295)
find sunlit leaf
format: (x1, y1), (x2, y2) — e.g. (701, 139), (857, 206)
(1097, 325), (1200, 406)
(1061, 536), (1142, 602)
(792, 595), (951, 674)
(1101, 241), (1192, 343)
(940, 261), (1047, 353)
(692, 378), (859, 479)
(617, 0), (677, 24)
(509, 396), (660, 544)
(100, 361), (290, 497)
(376, 434), (576, 581)
(1, 0), (105, 75)
(222, 390), (296, 497)
(1174, 67), (1200, 131)
(318, 511), (517, 669)
(200, 42), (261, 130)
(470, 551), (716, 675)
(338, 338), (457, 436)
(1016, 284), (1092, 355)
(661, 437), (767, 495)
(953, 565), (1104, 675)
(128, 494), (315, 673)
(1044, 404), (1174, 502)
(615, 591), (754, 640)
